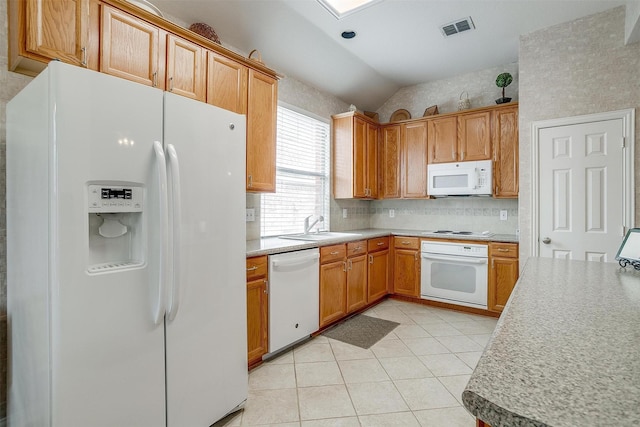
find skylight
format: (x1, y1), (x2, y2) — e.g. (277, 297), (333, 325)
(317, 0), (382, 19)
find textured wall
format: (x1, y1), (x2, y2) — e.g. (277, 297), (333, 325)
(518, 6), (640, 263)
(376, 63), (519, 123)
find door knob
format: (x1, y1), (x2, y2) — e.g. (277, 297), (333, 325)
(542, 237), (551, 244)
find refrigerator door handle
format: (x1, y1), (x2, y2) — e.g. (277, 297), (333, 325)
(153, 141), (169, 325)
(166, 144), (181, 321)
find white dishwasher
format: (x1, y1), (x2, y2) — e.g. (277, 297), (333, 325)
(268, 248), (320, 354)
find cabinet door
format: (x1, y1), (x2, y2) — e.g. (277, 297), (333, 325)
(368, 250), (388, 303)
(101, 5), (163, 88)
(24, 0), (89, 66)
(402, 121), (428, 198)
(320, 260), (347, 328)
(493, 106), (519, 198)
(207, 52), (248, 114)
(427, 116), (457, 164)
(366, 122), (379, 198)
(166, 34), (206, 101)
(488, 257), (519, 312)
(352, 118), (368, 198)
(246, 277), (268, 363)
(247, 70), (277, 192)
(347, 255), (367, 313)
(393, 249), (419, 297)
(458, 111), (491, 161)
(380, 125), (401, 199)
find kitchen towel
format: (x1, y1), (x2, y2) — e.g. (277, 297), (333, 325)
(322, 314), (399, 349)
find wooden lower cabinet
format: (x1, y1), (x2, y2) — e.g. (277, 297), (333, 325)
(488, 243), (519, 312)
(346, 254), (367, 313)
(393, 237), (420, 297)
(319, 245), (348, 328)
(367, 237), (389, 302)
(246, 256), (268, 365)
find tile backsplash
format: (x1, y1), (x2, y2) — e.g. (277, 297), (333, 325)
(247, 194), (518, 240)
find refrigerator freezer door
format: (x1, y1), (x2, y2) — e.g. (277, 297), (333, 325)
(163, 92), (248, 426)
(9, 62), (167, 426)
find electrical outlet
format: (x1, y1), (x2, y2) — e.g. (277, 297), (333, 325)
(245, 208), (255, 222)
(389, 209), (395, 218)
(500, 210), (508, 221)
(343, 208), (348, 219)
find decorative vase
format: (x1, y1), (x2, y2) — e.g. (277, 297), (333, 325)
(495, 97), (512, 104)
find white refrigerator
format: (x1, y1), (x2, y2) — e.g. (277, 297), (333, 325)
(7, 61), (248, 426)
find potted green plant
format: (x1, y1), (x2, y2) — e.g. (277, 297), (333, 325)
(495, 72), (513, 104)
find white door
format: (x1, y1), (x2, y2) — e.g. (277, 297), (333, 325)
(537, 118), (627, 261)
(163, 92), (248, 426)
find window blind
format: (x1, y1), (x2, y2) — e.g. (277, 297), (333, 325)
(261, 106), (330, 237)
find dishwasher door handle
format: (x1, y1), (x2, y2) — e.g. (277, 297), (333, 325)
(421, 253), (487, 265)
(272, 253), (320, 271)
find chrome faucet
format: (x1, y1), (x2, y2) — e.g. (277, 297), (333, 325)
(304, 215), (324, 234)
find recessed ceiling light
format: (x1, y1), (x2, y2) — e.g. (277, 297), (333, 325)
(317, 0), (382, 19)
(341, 31), (357, 39)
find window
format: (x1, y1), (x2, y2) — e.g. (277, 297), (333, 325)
(261, 105), (330, 237)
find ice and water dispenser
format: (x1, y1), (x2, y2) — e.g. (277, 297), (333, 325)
(87, 183), (145, 273)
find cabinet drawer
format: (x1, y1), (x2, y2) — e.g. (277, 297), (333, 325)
(394, 236), (420, 250)
(321, 244), (346, 264)
(368, 237), (390, 252)
(347, 240), (367, 258)
(490, 243), (518, 258)
(246, 255), (268, 280)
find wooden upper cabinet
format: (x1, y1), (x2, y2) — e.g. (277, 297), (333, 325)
(401, 120), (428, 198)
(427, 116), (458, 164)
(366, 122), (379, 199)
(100, 5), (164, 88)
(165, 34), (206, 101)
(27, 0), (88, 65)
(493, 106), (519, 198)
(380, 124), (401, 199)
(332, 113), (378, 199)
(246, 69), (278, 192)
(9, 0), (97, 74)
(458, 111), (491, 161)
(207, 52), (248, 114)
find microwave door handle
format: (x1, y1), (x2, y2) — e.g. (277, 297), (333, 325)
(421, 253), (487, 265)
(474, 167), (479, 189)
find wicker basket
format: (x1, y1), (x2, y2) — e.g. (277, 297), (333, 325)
(189, 23), (220, 44)
(458, 91), (471, 111)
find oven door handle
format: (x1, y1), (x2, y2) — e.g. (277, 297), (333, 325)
(421, 253), (487, 264)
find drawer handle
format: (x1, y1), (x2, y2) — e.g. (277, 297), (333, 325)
(377, 242), (384, 246)
(497, 248), (510, 252)
(330, 251), (340, 255)
(246, 266), (258, 271)
(355, 246), (363, 250)
(402, 241), (411, 245)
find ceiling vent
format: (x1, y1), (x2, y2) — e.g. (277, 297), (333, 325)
(440, 16), (475, 37)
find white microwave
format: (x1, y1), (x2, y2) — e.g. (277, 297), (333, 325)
(427, 160), (492, 196)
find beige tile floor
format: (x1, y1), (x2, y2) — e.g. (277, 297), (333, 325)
(217, 299), (498, 427)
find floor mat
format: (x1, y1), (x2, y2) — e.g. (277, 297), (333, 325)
(321, 314), (399, 349)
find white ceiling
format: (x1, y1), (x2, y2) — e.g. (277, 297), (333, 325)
(152, 0), (627, 111)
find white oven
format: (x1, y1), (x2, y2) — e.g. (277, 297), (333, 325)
(420, 240), (488, 309)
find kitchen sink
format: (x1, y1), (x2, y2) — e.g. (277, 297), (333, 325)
(279, 231), (362, 241)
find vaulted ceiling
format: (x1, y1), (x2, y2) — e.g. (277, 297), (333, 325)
(151, 0), (629, 111)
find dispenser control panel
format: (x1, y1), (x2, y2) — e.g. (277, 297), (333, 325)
(88, 184), (143, 213)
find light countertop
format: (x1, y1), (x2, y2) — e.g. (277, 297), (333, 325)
(246, 228), (518, 257)
(462, 257), (640, 426)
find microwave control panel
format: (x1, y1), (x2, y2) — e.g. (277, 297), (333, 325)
(477, 167), (489, 189)
(88, 184), (143, 213)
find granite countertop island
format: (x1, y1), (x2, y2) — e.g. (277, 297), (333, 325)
(463, 257), (640, 426)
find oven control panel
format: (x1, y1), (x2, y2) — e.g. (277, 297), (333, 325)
(421, 240), (488, 258)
